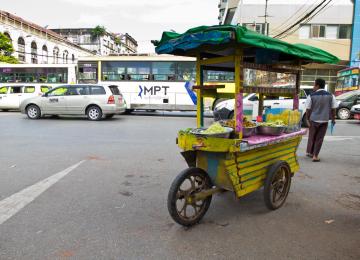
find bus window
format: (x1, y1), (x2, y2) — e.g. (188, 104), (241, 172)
(24, 86), (35, 93)
(0, 86), (8, 94)
(205, 70), (234, 82)
(177, 62), (195, 81)
(152, 62), (176, 81)
(126, 61), (151, 81)
(102, 61), (126, 81)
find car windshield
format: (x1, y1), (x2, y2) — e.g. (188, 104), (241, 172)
(336, 91), (359, 100)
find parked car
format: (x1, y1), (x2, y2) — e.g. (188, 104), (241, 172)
(350, 104), (360, 120)
(213, 87), (313, 124)
(0, 85), (52, 111)
(336, 90), (360, 120)
(20, 84), (126, 120)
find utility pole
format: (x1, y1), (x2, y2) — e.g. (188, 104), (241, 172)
(264, 0), (269, 35)
(258, 0), (271, 35)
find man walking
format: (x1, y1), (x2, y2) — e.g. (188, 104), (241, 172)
(306, 78), (337, 162)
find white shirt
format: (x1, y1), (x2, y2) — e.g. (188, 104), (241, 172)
(306, 89), (338, 123)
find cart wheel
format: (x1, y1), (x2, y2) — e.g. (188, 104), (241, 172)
(167, 167), (212, 226)
(264, 161), (292, 210)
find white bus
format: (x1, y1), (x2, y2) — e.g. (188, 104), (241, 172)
(78, 55), (199, 112)
(0, 64), (77, 110)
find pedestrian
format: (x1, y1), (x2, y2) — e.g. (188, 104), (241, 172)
(306, 78), (337, 162)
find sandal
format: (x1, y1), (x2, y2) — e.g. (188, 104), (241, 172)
(306, 153), (313, 158)
(312, 158), (320, 162)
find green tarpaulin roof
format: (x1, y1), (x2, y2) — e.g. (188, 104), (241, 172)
(153, 25), (339, 65)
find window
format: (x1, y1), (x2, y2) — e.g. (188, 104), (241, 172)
(109, 85), (120, 95)
(42, 45), (48, 63)
(31, 41), (38, 64)
(177, 62), (196, 81)
(17, 37), (25, 62)
(244, 23), (266, 34)
(152, 62), (176, 81)
(311, 25), (326, 38)
(53, 47), (59, 64)
(0, 68), (69, 84)
(47, 87), (68, 96)
(24, 86), (35, 93)
(102, 61), (126, 81)
(339, 25), (351, 39)
(0, 87), (8, 94)
(9, 86), (22, 94)
(205, 70), (234, 82)
(326, 25), (338, 39)
(299, 25), (310, 39)
(90, 86), (106, 95)
(126, 61), (151, 81)
(41, 86), (52, 93)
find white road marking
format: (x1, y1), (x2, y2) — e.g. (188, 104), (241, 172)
(0, 160), (85, 225)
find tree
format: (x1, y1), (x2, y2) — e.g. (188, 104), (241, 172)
(0, 32), (18, 64)
(91, 26), (106, 55)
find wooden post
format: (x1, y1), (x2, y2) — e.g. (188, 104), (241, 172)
(196, 54), (204, 128)
(234, 48), (244, 139)
(97, 60), (101, 83)
(259, 93), (264, 116)
(293, 70), (301, 110)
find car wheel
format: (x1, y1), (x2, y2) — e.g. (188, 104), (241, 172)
(26, 105), (41, 119)
(87, 106), (102, 121)
(337, 108), (351, 120)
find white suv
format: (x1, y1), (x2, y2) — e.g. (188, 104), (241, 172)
(20, 84), (126, 120)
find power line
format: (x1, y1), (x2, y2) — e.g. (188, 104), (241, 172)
(278, 0), (333, 39)
(273, 0), (329, 38)
(271, 0), (317, 33)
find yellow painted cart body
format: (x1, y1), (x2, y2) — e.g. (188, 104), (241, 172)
(153, 24), (339, 226)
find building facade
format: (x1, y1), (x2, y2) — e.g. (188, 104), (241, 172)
(0, 10), (93, 64)
(218, 0), (356, 90)
(52, 29), (138, 56)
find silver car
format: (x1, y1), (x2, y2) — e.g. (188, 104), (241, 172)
(20, 84), (126, 120)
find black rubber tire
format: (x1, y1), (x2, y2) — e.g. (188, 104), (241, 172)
(123, 109), (134, 115)
(26, 104), (41, 119)
(167, 167), (212, 227)
(86, 105), (102, 121)
(228, 111), (234, 120)
(2, 109), (9, 112)
(264, 161), (292, 210)
(337, 108), (351, 120)
(105, 114), (115, 119)
(212, 98), (228, 111)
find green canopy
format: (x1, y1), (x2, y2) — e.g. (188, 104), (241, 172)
(153, 25), (339, 65)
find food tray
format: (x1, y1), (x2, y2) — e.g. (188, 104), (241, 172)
(242, 127), (257, 137)
(257, 126), (286, 136)
(190, 127), (233, 138)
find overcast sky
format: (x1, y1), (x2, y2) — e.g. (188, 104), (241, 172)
(1, 0), (219, 53)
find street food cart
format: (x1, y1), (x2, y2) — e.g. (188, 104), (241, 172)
(153, 25), (339, 226)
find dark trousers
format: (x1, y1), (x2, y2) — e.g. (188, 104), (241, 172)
(306, 121), (328, 157)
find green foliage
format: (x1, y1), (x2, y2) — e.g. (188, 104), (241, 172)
(114, 37), (121, 45)
(91, 25), (106, 38)
(0, 32), (18, 63)
(0, 55), (18, 64)
(0, 32), (14, 54)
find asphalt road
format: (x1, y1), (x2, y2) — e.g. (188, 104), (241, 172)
(0, 112), (359, 260)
